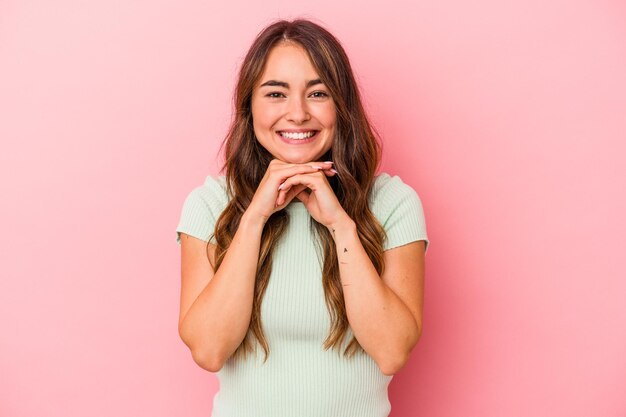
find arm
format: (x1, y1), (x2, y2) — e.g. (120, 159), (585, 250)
(329, 216), (426, 376)
(178, 211), (266, 372)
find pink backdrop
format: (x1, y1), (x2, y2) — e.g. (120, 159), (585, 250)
(1, 1), (625, 416)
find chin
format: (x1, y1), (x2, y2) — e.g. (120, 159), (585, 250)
(277, 147), (332, 165)
(280, 151), (327, 164)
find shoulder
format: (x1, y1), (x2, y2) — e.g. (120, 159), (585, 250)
(198, 174), (229, 203)
(369, 172), (424, 214)
(369, 172), (430, 252)
(184, 175), (229, 207)
(176, 175), (229, 245)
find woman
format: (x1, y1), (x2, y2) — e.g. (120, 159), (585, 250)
(176, 18), (429, 417)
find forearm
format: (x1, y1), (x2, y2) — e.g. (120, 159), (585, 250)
(180, 211), (266, 369)
(329, 217), (420, 374)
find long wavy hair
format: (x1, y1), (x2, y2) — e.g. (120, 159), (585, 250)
(207, 18), (388, 363)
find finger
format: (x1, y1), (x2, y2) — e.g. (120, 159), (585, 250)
(276, 188), (286, 206)
(281, 184), (308, 206)
(272, 159), (331, 172)
(274, 163), (324, 191)
(277, 181), (297, 198)
(296, 188), (310, 204)
(276, 183), (307, 207)
(279, 172), (323, 193)
(275, 160), (332, 170)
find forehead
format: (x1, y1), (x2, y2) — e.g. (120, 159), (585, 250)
(257, 43), (320, 85)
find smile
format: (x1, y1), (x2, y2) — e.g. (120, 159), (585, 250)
(276, 130), (320, 144)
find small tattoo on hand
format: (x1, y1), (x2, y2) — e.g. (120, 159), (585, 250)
(344, 247), (348, 252)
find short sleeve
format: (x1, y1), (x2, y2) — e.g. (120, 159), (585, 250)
(175, 175), (229, 245)
(370, 173), (430, 253)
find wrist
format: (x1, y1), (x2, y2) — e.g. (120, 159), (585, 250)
(241, 209), (268, 230)
(327, 214), (356, 238)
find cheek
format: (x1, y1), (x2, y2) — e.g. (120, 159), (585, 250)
(323, 101), (337, 125)
(324, 107), (337, 128)
(251, 97), (270, 122)
(254, 105), (281, 127)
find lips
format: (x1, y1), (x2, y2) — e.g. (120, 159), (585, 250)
(276, 130), (320, 144)
(276, 129), (319, 133)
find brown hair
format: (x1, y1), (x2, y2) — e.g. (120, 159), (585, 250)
(209, 18), (387, 363)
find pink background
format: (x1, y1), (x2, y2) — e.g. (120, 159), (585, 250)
(1, 0), (625, 416)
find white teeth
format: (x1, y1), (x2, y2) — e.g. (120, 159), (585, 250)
(279, 131), (317, 140)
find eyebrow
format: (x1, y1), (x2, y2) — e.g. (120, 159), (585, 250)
(259, 78), (323, 88)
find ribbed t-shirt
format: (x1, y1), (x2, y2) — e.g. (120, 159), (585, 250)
(175, 172), (429, 417)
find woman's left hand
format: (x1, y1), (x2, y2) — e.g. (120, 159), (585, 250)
(277, 169), (349, 227)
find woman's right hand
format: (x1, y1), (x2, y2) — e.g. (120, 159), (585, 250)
(246, 159), (335, 224)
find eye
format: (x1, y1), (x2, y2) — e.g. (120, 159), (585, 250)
(310, 91), (329, 98)
(264, 91), (329, 99)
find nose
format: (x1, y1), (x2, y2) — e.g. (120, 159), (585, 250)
(286, 96), (310, 124)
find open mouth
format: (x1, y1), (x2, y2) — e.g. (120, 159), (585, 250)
(276, 130), (320, 144)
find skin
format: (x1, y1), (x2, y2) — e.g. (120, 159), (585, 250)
(251, 41), (336, 165)
(179, 41), (425, 375)
(248, 41), (340, 218)
(245, 42), (427, 375)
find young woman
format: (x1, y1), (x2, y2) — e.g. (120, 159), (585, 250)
(176, 18), (429, 417)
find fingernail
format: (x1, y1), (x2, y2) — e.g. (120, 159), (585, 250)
(310, 165), (322, 169)
(323, 161), (334, 164)
(278, 183), (284, 190)
(330, 168), (338, 174)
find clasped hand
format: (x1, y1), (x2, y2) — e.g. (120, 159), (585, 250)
(248, 158), (349, 228)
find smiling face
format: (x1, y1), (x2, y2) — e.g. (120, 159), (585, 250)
(251, 42), (336, 164)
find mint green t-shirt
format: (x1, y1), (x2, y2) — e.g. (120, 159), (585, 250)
(176, 172), (429, 417)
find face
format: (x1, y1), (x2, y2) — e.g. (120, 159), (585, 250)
(251, 42), (336, 164)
